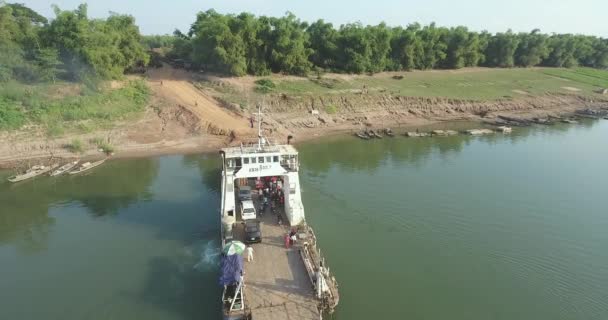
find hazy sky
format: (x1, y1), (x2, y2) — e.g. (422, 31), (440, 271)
(19, 0), (608, 37)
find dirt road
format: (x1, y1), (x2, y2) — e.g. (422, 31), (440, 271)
(146, 65), (254, 135)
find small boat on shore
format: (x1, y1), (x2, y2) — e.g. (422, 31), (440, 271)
(50, 160), (79, 176)
(69, 159), (106, 175)
(431, 130), (458, 136)
(496, 126), (512, 133)
(405, 132), (430, 137)
(384, 128), (395, 137)
(561, 119), (578, 124)
(465, 129), (494, 135)
(8, 164), (59, 183)
(371, 130), (383, 138)
(355, 132), (370, 140)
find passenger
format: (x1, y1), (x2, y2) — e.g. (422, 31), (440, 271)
(246, 246), (254, 262)
(290, 234), (297, 246)
(289, 230), (297, 246)
(284, 234), (291, 248)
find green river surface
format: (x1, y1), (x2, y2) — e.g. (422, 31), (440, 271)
(1, 119), (607, 320)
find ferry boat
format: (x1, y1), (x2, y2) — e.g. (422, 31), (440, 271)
(218, 108), (339, 320)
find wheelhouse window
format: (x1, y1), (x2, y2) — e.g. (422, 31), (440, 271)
(251, 157), (256, 164)
(266, 156), (272, 163)
(243, 157), (249, 164)
(258, 157), (264, 163)
(273, 156), (279, 162)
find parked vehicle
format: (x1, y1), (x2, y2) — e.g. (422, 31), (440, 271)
(240, 200), (257, 220)
(238, 186), (253, 201)
(244, 220), (262, 243)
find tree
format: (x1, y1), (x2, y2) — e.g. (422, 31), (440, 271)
(485, 30), (520, 67)
(417, 23), (448, 69)
(544, 35), (579, 68)
(444, 26), (470, 69)
(390, 26), (421, 71)
(264, 13), (312, 75)
(189, 10), (247, 75)
(367, 23), (392, 73)
(336, 23), (373, 73)
(35, 48), (60, 82)
(514, 29), (550, 67)
(307, 19), (339, 70)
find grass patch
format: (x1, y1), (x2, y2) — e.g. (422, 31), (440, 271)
(234, 68), (608, 100)
(46, 124), (65, 137)
(325, 105), (337, 114)
(0, 97), (26, 130)
(65, 139), (84, 153)
(541, 68), (608, 88)
(0, 79), (149, 134)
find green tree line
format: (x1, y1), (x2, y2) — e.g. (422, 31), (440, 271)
(0, 2), (149, 83)
(159, 9), (608, 76)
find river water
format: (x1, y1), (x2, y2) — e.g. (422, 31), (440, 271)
(1, 120), (607, 320)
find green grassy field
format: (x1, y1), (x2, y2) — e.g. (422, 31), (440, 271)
(0, 80), (149, 134)
(201, 67), (608, 106)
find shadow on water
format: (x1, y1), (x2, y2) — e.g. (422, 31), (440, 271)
(183, 153), (222, 194)
(0, 158), (160, 251)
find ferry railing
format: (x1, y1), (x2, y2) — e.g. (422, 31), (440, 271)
(298, 223), (340, 314)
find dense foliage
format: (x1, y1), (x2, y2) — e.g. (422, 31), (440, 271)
(0, 79), (149, 131)
(0, 2), (148, 83)
(160, 10), (608, 75)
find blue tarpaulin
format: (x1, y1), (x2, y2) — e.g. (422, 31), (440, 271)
(219, 254), (243, 286)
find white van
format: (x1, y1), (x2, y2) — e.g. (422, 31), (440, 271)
(240, 200), (257, 220)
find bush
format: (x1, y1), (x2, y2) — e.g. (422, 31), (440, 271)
(325, 105), (337, 114)
(66, 139), (84, 153)
(254, 78), (275, 93)
(311, 77), (341, 89)
(0, 98), (26, 130)
(97, 141), (115, 155)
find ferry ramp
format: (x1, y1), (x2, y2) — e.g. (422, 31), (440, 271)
(234, 198), (320, 320)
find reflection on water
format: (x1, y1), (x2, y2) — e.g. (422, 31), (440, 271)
(0, 155), (222, 320)
(0, 158), (159, 252)
(298, 119), (608, 320)
(300, 120), (601, 175)
(0, 120), (606, 320)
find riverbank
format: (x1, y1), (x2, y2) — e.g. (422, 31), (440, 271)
(2, 66), (608, 169)
(3, 104), (606, 170)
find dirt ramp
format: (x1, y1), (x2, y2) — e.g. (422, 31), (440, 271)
(147, 66), (253, 136)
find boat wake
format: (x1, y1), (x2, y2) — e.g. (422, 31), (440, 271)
(192, 239), (221, 271)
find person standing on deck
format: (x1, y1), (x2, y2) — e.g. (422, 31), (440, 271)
(284, 233), (291, 248)
(246, 246), (254, 262)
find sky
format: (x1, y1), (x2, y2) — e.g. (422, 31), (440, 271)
(18, 0), (608, 37)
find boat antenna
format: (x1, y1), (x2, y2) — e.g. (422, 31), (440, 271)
(256, 104), (265, 150)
